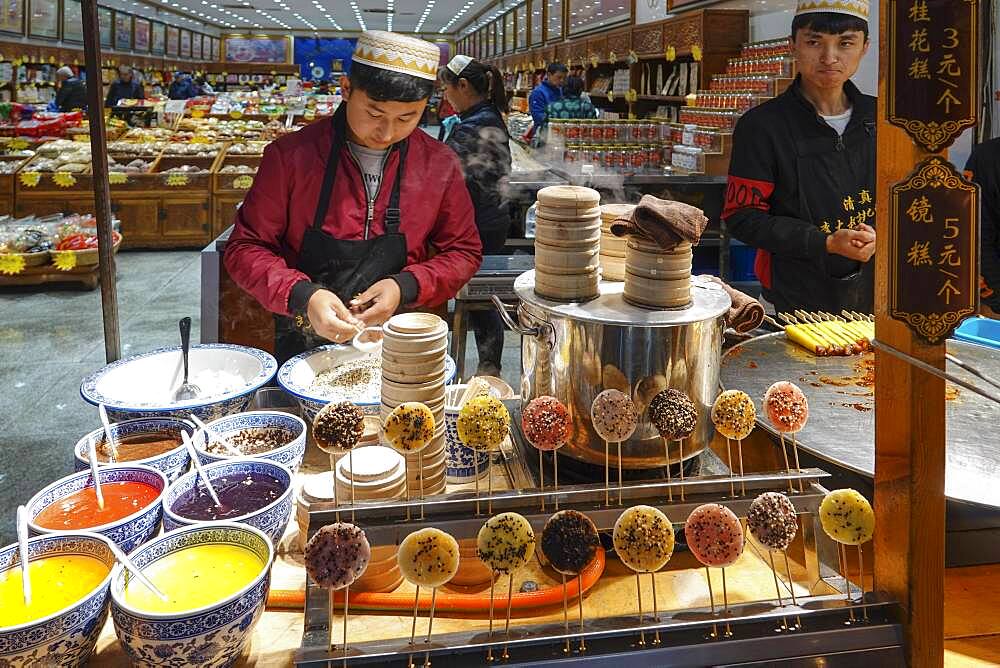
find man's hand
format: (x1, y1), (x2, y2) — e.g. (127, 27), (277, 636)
(350, 278), (402, 326)
(826, 226), (876, 262)
(307, 289), (362, 343)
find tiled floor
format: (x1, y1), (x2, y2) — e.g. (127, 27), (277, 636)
(0, 249), (522, 544)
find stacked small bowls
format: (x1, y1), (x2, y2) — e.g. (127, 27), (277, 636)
(533, 185), (603, 301)
(379, 312), (449, 497)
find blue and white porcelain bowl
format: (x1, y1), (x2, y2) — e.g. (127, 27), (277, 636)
(444, 385), (490, 483)
(278, 344), (457, 423)
(0, 533), (115, 667)
(26, 465), (168, 554)
(161, 458), (293, 545)
(73, 417), (196, 483)
(80, 344), (277, 423)
(109, 523), (274, 668)
(196, 411), (306, 473)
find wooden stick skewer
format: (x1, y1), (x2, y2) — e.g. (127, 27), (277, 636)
(663, 438), (673, 502)
(423, 587), (438, 667)
(651, 572), (661, 644)
(418, 450), (424, 520)
(538, 449), (545, 512)
(577, 573), (586, 651)
(725, 438), (736, 497)
(781, 550), (802, 629)
(501, 573), (514, 660)
(838, 543), (856, 623)
(705, 566), (718, 639)
(487, 448), (494, 515)
(617, 441), (624, 505)
(857, 544), (869, 621)
(604, 439), (610, 506)
(791, 432), (804, 493)
(342, 584), (350, 668)
(349, 449), (356, 524)
(561, 574), (571, 654)
(486, 573), (496, 662)
(678, 437), (686, 501)
(768, 551), (789, 632)
(736, 438), (746, 496)
(635, 572), (646, 646)
(553, 448), (560, 511)
(722, 567), (732, 638)
(778, 433), (794, 491)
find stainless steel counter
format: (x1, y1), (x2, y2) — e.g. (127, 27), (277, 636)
(720, 333), (1000, 509)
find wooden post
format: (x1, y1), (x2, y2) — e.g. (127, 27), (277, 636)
(873, 1), (946, 665)
(81, 0), (122, 363)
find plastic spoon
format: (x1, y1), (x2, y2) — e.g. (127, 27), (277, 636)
(189, 414), (243, 457)
(86, 434), (106, 509)
(181, 431), (223, 508)
(16, 505), (31, 606)
(79, 530), (169, 602)
(98, 404), (119, 463)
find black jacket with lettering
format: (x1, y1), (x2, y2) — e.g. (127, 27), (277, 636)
(723, 76), (876, 314)
(965, 138), (1000, 311)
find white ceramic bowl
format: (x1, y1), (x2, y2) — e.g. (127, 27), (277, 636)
(278, 344), (456, 422)
(196, 411), (307, 473)
(73, 417), (195, 483)
(0, 533), (116, 666)
(162, 458), (293, 544)
(109, 523), (274, 667)
(80, 344), (277, 423)
(26, 465), (168, 554)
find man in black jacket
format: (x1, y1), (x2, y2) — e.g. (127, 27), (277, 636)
(105, 66), (144, 107)
(55, 66), (87, 112)
(723, 0), (876, 315)
(966, 138), (1000, 317)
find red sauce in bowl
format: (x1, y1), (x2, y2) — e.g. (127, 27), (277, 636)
(34, 481), (160, 530)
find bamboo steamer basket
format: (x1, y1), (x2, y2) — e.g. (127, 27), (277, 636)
(599, 254), (626, 281)
(534, 269), (600, 301)
(623, 271), (693, 309)
(536, 205), (602, 222)
(536, 184), (601, 209)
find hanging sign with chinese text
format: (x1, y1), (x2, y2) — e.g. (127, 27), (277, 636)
(888, 0), (977, 152)
(889, 158), (979, 343)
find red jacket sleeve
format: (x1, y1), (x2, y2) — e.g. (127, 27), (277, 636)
(223, 142), (309, 316)
(404, 157), (482, 307)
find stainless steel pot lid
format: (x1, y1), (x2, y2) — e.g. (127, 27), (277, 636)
(515, 270), (731, 327)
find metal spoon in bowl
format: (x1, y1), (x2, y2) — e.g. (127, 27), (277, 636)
(173, 317), (201, 402)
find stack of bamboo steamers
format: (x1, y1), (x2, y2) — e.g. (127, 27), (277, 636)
(599, 203), (633, 281)
(623, 235), (693, 309)
(379, 312), (448, 496)
(533, 185), (603, 301)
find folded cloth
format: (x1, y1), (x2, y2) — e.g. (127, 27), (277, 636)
(698, 274), (765, 334)
(609, 194), (710, 249)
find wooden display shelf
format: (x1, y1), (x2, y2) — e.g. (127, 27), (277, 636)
(0, 261), (99, 289)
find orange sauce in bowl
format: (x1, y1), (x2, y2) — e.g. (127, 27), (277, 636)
(34, 481), (160, 530)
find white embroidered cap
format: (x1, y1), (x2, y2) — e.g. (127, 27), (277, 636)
(352, 30), (440, 81)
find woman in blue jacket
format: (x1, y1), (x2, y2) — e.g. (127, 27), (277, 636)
(439, 55), (512, 377)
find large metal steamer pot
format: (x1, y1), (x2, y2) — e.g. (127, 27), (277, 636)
(494, 271), (731, 472)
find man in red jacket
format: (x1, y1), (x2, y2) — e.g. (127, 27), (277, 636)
(225, 31), (483, 362)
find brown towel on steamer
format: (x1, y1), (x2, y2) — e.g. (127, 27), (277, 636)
(609, 194), (710, 249)
(698, 275), (765, 334)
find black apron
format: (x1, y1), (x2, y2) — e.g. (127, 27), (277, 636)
(275, 110), (409, 364)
